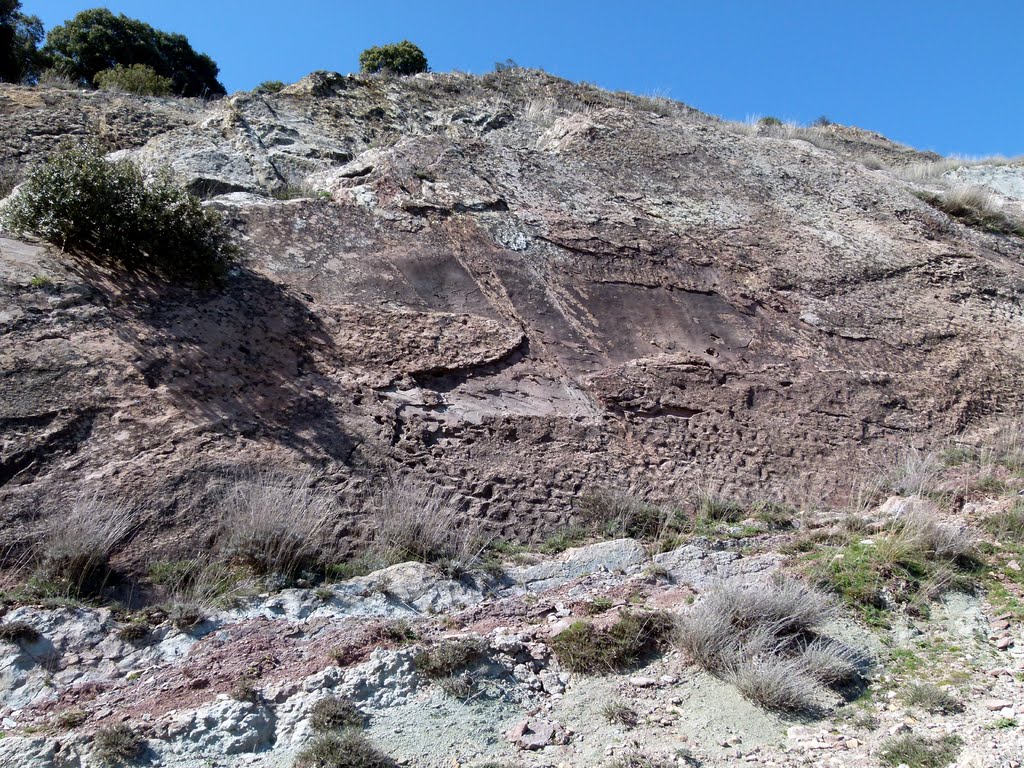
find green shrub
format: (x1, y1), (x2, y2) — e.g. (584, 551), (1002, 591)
(551, 610), (675, 674)
(758, 116), (783, 127)
(42, 8), (224, 96)
(94, 63), (173, 95)
(295, 731), (396, 768)
(92, 724), (142, 765)
(1, 142), (234, 282)
(358, 40), (427, 75)
(879, 733), (962, 768)
(256, 79), (285, 93)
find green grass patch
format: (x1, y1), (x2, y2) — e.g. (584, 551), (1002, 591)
(551, 610), (675, 674)
(879, 733), (962, 768)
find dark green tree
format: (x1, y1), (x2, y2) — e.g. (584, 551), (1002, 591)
(358, 40), (427, 75)
(0, 0), (45, 83)
(42, 8), (225, 97)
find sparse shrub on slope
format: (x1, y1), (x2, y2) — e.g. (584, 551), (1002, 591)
(1, 142), (235, 282)
(256, 79), (285, 94)
(92, 724), (143, 766)
(94, 63), (173, 96)
(551, 610), (676, 674)
(358, 40), (427, 75)
(295, 731), (396, 768)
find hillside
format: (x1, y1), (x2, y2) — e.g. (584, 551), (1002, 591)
(0, 69), (1023, 768)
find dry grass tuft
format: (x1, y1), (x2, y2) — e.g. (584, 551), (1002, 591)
(217, 471), (335, 577)
(902, 682), (963, 714)
(914, 185), (1024, 237)
(879, 732), (962, 768)
(365, 474), (490, 576)
(601, 700), (640, 728)
(676, 580), (862, 713)
(37, 492), (135, 596)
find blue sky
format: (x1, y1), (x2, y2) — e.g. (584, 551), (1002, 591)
(31, 1), (1023, 156)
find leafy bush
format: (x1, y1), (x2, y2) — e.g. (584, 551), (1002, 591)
(758, 116), (783, 127)
(295, 731), (396, 768)
(879, 733), (962, 768)
(1, 142), (235, 282)
(92, 724), (142, 766)
(43, 8), (224, 96)
(551, 610), (675, 674)
(94, 63), (173, 96)
(358, 40), (427, 75)
(256, 79), (285, 93)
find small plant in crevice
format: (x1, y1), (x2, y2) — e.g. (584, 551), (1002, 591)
(92, 724), (143, 766)
(601, 700), (639, 728)
(675, 579), (864, 714)
(551, 609), (676, 675)
(902, 682), (963, 715)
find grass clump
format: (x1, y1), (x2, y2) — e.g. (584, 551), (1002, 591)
(603, 752), (675, 768)
(879, 733), (962, 768)
(676, 580), (862, 713)
(983, 501), (1024, 542)
(217, 471), (335, 579)
(363, 475), (491, 577)
(0, 620), (39, 643)
(601, 700), (639, 728)
(116, 621), (150, 643)
(551, 610), (675, 675)
(54, 709), (88, 729)
(34, 492), (135, 598)
(94, 64), (174, 96)
(1, 142), (234, 282)
(309, 696), (364, 731)
(294, 731), (396, 768)
(803, 510), (980, 624)
(902, 682), (963, 714)
(915, 186), (1024, 238)
(92, 724), (143, 766)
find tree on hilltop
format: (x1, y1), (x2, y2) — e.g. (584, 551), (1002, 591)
(43, 8), (226, 97)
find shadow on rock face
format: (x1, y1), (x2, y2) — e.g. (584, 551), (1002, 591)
(73, 261), (358, 465)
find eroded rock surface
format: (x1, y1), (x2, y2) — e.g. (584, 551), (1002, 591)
(1, 69), (1023, 564)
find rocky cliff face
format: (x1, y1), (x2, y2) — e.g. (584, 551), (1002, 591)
(1, 69), (1023, 563)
